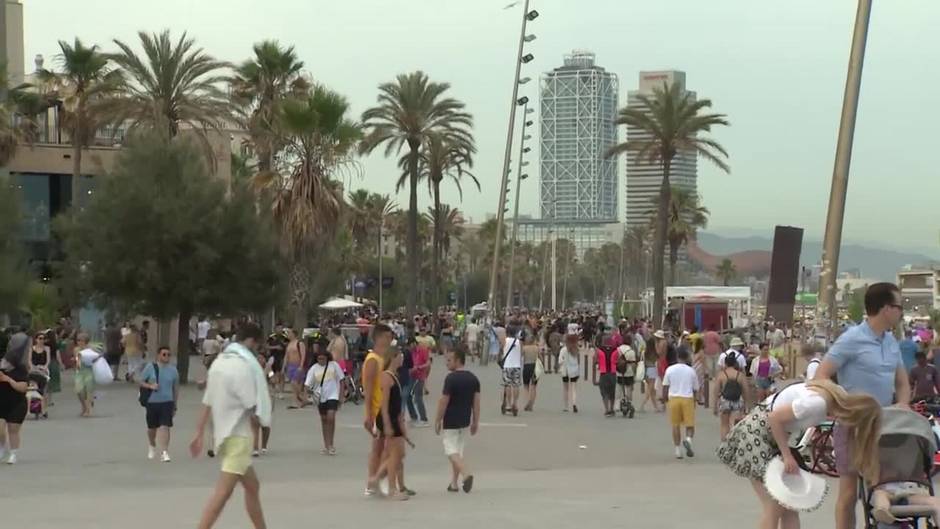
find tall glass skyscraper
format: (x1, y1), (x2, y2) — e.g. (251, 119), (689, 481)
(625, 71), (698, 230)
(539, 50), (619, 222)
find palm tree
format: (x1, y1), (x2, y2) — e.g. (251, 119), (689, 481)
(256, 85), (361, 327)
(360, 71), (472, 315)
(623, 225), (651, 297)
(406, 132), (476, 306)
(108, 31), (231, 154)
(0, 63), (57, 165)
(607, 81), (729, 325)
(424, 203), (465, 265)
(42, 38), (123, 207)
(348, 190), (396, 271)
(230, 40), (307, 176)
(7, 89), (57, 145)
(715, 258), (736, 286)
(650, 186), (710, 286)
(347, 189), (374, 251)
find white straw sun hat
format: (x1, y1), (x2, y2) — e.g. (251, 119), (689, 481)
(763, 456), (828, 512)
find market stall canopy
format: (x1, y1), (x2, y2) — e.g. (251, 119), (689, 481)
(319, 298), (364, 310)
(665, 286), (751, 301)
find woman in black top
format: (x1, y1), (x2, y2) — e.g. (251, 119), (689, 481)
(372, 347), (411, 501)
(0, 333), (30, 464)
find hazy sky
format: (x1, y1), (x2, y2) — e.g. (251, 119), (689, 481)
(22, 0), (940, 257)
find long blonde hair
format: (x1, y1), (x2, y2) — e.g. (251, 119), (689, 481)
(806, 379), (882, 483)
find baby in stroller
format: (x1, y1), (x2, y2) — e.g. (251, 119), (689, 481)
(862, 407), (940, 527)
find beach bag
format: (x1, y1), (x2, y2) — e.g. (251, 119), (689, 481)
(535, 357), (545, 381)
(92, 356), (113, 385)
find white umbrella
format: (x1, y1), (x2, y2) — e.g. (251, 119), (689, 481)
(319, 298), (364, 310)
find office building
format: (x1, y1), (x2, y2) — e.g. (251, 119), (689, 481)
(2, 1), (24, 85)
(539, 50), (618, 222)
(625, 70), (697, 230)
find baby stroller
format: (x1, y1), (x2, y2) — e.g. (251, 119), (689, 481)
(618, 381), (635, 418)
(859, 408), (938, 528)
(27, 369), (49, 419)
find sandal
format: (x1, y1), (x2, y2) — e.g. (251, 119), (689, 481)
(447, 484), (459, 493)
(320, 448), (328, 455)
(387, 492), (410, 502)
(328, 447), (337, 456)
(462, 475), (474, 493)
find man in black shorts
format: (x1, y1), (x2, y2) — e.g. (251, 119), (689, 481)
(139, 346), (180, 462)
(266, 323), (287, 394)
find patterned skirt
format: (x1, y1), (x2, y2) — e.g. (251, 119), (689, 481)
(716, 407), (780, 481)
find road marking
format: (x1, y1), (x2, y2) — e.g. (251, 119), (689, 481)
(341, 422), (528, 429)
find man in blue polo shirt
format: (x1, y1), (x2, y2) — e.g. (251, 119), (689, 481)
(815, 282), (910, 529)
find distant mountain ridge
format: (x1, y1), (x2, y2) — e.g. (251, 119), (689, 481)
(697, 231), (939, 281)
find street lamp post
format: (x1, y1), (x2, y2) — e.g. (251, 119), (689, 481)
(378, 220), (384, 315)
(505, 103), (533, 309)
(487, 0), (538, 317)
(817, 0), (873, 335)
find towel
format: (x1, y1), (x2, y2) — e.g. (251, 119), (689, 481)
(222, 341), (272, 427)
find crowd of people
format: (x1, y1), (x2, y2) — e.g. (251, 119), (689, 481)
(3, 283), (940, 528)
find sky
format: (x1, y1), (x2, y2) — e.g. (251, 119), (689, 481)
(21, 0), (940, 257)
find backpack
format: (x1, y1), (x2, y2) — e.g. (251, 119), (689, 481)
(599, 345), (617, 373)
(616, 353), (628, 374)
(720, 370), (743, 401)
(138, 362), (159, 407)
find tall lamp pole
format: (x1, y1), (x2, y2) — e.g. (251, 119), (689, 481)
(505, 101), (533, 308)
(378, 221), (384, 315)
(487, 0), (538, 316)
(817, 0), (873, 335)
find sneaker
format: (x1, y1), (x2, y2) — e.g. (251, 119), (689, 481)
(147, 446), (156, 460)
(416, 421), (431, 428)
(683, 438), (695, 458)
(261, 448), (268, 455)
(5, 452), (16, 465)
(674, 446), (683, 460)
(573, 405), (579, 414)
(161, 451), (171, 463)
(379, 481), (390, 496)
(252, 450), (260, 458)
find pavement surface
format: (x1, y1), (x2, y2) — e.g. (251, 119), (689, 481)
(1, 357), (845, 528)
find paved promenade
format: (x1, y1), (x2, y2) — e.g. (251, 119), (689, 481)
(0, 360), (840, 529)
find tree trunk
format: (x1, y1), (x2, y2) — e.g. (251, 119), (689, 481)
(669, 239), (679, 287)
(406, 144), (420, 316)
(288, 261), (310, 331)
(652, 159), (672, 327)
(71, 128), (83, 209)
(432, 178), (442, 309)
(176, 308), (192, 384)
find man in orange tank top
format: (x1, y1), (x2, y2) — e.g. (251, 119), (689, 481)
(363, 323), (394, 496)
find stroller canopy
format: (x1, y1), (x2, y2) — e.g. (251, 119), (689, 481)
(876, 407), (937, 483)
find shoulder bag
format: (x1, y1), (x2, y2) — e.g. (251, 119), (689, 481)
(311, 362), (330, 406)
(138, 362), (159, 407)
